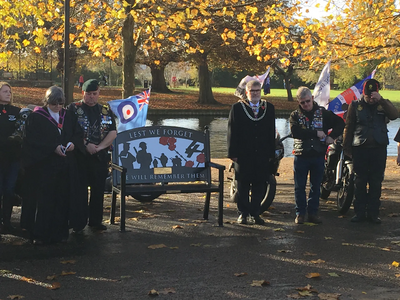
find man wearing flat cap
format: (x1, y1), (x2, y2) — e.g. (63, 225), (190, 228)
(343, 78), (398, 224)
(68, 79), (117, 231)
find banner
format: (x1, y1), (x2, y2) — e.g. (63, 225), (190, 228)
(108, 88), (151, 133)
(313, 61), (331, 108)
(234, 67), (270, 99)
(326, 69), (376, 119)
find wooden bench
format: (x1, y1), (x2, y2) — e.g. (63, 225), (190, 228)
(109, 125), (226, 231)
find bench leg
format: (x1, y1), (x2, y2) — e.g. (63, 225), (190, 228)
(110, 190), (117, 225)
(120, 193), (126, 232)
(218, 190), (223, 227)
(203, 192), (211, 220)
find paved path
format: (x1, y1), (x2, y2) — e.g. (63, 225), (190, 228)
(1, 158), (400, 299)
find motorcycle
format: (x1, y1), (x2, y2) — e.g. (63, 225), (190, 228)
(320, 137), (354, 214)
(228, 132), (291, 213)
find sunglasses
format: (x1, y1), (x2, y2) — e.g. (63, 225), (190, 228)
(299, 99), (311, 105)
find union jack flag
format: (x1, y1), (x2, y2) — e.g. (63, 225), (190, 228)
(108, 88), (151, 133)
(137, 89), (150, 111)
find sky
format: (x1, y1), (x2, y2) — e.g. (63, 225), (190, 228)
(300, 0), (346, 19)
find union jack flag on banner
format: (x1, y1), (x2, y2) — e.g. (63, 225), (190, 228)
(326, 69), (376, 119)
(108, 88), (151, 133)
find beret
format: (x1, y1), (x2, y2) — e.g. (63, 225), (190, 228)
(82, 79), (99, 92)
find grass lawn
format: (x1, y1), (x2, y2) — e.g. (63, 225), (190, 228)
(175, 86), (400, 104)
(11, 86), (400, 112)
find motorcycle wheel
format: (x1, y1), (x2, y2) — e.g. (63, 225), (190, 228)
(320, 186), (331, 200)
(337, 165), (354, 214)
(260, 174), (277, 213)
(132, 193), (162, 202)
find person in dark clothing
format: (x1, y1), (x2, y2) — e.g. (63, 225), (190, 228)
(290, 86), (344, 225)
(68, 79), (116, 232)
(20, 86), (84, 245)
(343, 79), (398, 224)
(227, 80), (275, 225)
(0, 82), (21, 233)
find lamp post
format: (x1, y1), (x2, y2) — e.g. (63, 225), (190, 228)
(64, 0), (70, 103)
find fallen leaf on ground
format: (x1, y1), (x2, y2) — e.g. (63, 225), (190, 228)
(304, 222), (318, 226)
(328, 272), (340, 277)
(60, 271), (76, 276)
(48, 282), (61, 290)
(148, 289), (159, 296)
(395, 274), (400, 277)
(388, 213), (398, 217)
(277, 249), (292, 253)
(296, 230), (305, 234)
(303, 252), (317, 256)
(392, 261), (399, 267)
(128, 217), (139, 221)
(274, 228), (285, 232)
(381, 247), (391, 251)
(178, 219), (189, 222)
(318, 293), (341, 300)
(297, 284), (313, 291)
(391, 241), (400, 245)
(169, 246), (179, 250)
(187, 223), (198, 226)
(159, 288), (176, 294)
(60, 260), (76, 265)
(305, 273), (320, 278)
(172, 225), (183, 229)
(250, 280), (270, 287)
(342, 243), (350, 246)
(287, 292), (302, 299)
(338, 215), (345, 218)
(310, 259), (325, 264)
(234, 272), (248, 277)
(7, 295), (24, 299)
(190, 243), (202, 247)
(324, 237), (333, 240)
(299, 290), (313, 296)
(148, 244), (167, 249)
(46, 275), (57, 280)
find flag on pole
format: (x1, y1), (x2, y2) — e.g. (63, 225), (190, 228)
(234, 67), (270, 99)
(326, 68), (376, 119)
(108, 88), (151, 133)
(313, 61), (331, 108)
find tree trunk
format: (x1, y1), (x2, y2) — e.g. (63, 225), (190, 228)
(197, 54), (219, 105)
(122, 12), (137, 99)
(150, 65), (171, 93)
(284, 76), (293, 102)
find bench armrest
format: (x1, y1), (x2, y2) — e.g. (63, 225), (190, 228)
(207, 161), (226, 171)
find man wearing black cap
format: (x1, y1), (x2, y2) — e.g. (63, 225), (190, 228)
(343, 79), (398, 224)
(68, 79), (117, 231)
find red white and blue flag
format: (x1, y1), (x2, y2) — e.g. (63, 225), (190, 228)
(326, 69), (376, 119)
(108, 88), (151, 133)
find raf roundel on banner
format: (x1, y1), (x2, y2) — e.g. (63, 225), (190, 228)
(118, 101), (138, 124)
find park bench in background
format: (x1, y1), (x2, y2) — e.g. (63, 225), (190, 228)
(110, 125), (225, 231)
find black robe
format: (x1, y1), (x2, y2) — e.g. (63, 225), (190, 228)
(20, 107), (84, 243)
(227, 100), (276, 182)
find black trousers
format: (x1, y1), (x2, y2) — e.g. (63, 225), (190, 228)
(76, 151), (109, 226)
(352, 146), (386, 217)
(236, 180), (267, 217)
